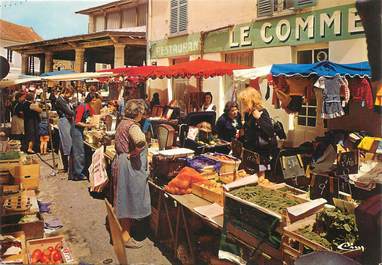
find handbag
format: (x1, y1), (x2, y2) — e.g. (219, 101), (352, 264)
(272, 119), (286, 140)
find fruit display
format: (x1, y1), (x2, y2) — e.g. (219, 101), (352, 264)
(229, 185), (301, 214)
(187, 156), (221, 172)
(164, 167), (209, 195)
(30, 242), (63, 264)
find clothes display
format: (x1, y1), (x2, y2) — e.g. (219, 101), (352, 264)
(315, 76), (345, 119)
(285, 77), (314, 101)
(348, 78), (373, 109)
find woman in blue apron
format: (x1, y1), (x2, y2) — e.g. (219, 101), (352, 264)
(56, 86), (75, 172)
(69, 94), (95, 180)
(112, 99), (150, 249)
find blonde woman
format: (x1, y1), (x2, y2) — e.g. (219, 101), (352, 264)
(238, 87), (277, 171)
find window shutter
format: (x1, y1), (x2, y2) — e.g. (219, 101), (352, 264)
(286, 0), (316, 9)
(178, 0), (187, 32)
(257, 0), (273, 18)
(170, 0), (178, 34)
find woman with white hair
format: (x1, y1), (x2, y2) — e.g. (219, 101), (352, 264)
(112, 99), (151, 249)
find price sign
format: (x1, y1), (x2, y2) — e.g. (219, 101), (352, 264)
(231, 139), (243, 159)
(336, 151), (359, 175)
(242, 148), (260, 174)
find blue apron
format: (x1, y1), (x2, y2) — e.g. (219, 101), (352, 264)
(113, 147), (151, 219)
(58, 117), (72, 155)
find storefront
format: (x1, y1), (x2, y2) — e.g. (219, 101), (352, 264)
(148, 3), (375, 146)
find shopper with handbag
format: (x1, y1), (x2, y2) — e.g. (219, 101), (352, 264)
(238, 87), (278, 177)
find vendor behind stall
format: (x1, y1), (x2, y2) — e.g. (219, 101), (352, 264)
(112, 99), (150, 249)
(69, 94), (95, 181)
(215, 101), (242, 142)
(56, 86), (75, 173)
(238, 87), (277, 176)
(201, 92), (216, 112)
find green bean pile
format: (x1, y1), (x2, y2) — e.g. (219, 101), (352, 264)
(230, 185), (301, 214)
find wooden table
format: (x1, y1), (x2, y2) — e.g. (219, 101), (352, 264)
(148, 180), (223, 264)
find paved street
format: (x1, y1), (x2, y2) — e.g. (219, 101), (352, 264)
(37, 154), (173, 265)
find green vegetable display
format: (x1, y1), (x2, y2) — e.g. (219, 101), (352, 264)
(230, 185), (301, 214)
(297, 208), (360, 251)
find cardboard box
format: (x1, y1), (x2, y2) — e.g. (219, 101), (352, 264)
(1, 213), (44, 240)
(10, 160), (40, 190)
(0, 231), (28, 264)
(27, 236), (75, 264)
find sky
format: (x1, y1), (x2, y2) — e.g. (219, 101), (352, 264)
(0, 0), (115, 40)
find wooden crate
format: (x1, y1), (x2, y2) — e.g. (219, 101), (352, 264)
(1, 231), (28, 264)
(0, 170), (12, 184)
(1, 213), (44, 240)
(192, 182), (224, 205)
(226, 222), (283, 265)
(0, 158), (20, 172)
(27, 236), (75, 264)
(259, 182), (309, 200)
(10, 160), (40, 190)
(282, 218), (363, 265)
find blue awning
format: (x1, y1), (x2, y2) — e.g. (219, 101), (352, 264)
(271, 61), (371, 78)
(40, 70), (75, 77)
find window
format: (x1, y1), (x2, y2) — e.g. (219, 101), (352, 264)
(297, 98), (317, 127)
(170, 0), (188, 35)
(257, 0), (316, 18)
(296, 48), (329, 127)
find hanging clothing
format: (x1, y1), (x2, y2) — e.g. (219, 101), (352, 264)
(315, 76), (345, 119)
(348, 78), (373, 109)
(285, 77), (314, 101)
(201, 103), (216, 112)
(112, 118), (151, 219)
(374, 84), (382, 113)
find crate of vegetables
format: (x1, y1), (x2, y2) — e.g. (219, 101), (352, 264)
(224, 185), (309, 248)
(203, 153), (241, 174)
(282, 207), (363, 265)
(191, 180), (224, 205)
(27, 236), (74, 264)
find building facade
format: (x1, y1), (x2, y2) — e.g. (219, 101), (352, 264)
(0, 19), (42, 74)
(7, 0), (147, 75)
(147, 0), (381, 145)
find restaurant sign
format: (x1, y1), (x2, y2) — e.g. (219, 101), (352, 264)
(150, 33), (200, 59)
(204, 4), (364, 52)
(150, 4), (365, 59)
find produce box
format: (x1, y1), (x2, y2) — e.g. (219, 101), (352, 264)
(0, 157), (20, 172)
(1, 213), (44, 240)
(219, 169), (247, 184)
(27, 236), (75, 264)
(0, 184), (21, 197)
(259, 181), (309, 200)
(203, 153), (241, 174)
(0, 231), (28, 264)
(0, 170), (12, 185)
(224, 185), (309, 248)
(0, 151), (20, 161)
(10, 159), (40, 190)
(282, 213), (363, 265)
(192, 181), (224, 205)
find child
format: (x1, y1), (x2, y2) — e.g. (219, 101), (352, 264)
(39, 112), (50, 155)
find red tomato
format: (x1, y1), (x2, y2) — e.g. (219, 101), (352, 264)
(31, 249), (43, 262)
(51, 250), (62, 262)
(48, 246), (54, 252)
(40, 255), (51, 264)
(43, 249), (52, 260)
(31, 256), (40, 264)
(54, 242), (63, 251)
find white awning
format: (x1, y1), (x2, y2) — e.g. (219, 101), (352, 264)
(41, 72), (114, 81)
(233, 65), (272, 82)
(0, 73), (41, 88)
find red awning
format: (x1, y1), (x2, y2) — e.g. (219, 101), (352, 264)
(166, 58), (250, 78)
(98, 59), (250, 80)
